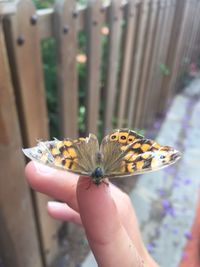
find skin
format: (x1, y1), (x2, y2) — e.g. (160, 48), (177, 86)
(25, 161), (160, 267)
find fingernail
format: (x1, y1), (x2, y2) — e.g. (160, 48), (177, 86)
(33, 161), (57, 175)
(47, 201), (61, 209)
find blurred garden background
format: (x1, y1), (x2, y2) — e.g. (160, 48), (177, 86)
(0, 0), (200, 266)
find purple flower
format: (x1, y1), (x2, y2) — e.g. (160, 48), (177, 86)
(172, 180), (180, 188)
(162, 199), (170, 209)
(153, 121), (161, 129)
(184, 178), (192, 185)
(162, 199), (176, 217)
(168, 207), (176, 217)
(147, 243), (154, 253)
(184, 231), (192, 240)
(172, 229), (178, 235)
(157, 188), (166, 197)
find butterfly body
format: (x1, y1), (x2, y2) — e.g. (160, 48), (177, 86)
(22, 129), (181, 185)
(91, 166), (105, 185)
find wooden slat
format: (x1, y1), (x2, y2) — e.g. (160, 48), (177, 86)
(180, 0), (199, 75)
(155, 0), (176, 115)
(158, 0), (184, 112)
(0, 20), (42, 267)
(140, 0), (160, 127)
(167, 0), (191, 94)
(103, 0), (123, 135)
(185, 0), (198, 60)
(134, 0), (159, 128)
(85, 0), (104, 135)
(147, 0), (173, 120)
(142, 0), (166, 127)
(145, 0), (167, 126)
(173, 0), (194, 79)
(191, 1), (200, 61)
(189, 0), (200, 61)
(117, 0), (138, 128)
(54, 0), (78, 138)
(127, 0), (150, 128)
(3, 0), (60, 265)
(159, 0), (191, 111)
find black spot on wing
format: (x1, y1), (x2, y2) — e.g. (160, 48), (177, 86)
(59, 145), (67, 153)
(142, 159), (152, 169)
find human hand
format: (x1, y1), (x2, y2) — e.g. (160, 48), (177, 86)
(25, 161), (159, 267)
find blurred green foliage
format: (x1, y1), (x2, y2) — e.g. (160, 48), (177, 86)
(33, 0), (54, 9)
(33, 1), (58, 138)
(41, 38), (58, 138)
(98, 32), (109, 139)
(33, 0), (88, 138)
(159, 63), (171, 76)
(77, 31), (87, 135)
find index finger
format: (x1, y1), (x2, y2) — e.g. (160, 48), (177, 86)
(77, 176), (145, 267)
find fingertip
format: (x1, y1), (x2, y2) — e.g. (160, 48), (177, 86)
(77, 177), (138, 266)
(47, 201), (82, 225)
(76, 176), (112, 219)
(76, 176), (120, 243)
(24, 160), (34, 176)
(24, 161), (79, 206)
(24, 161), (38, 188)
(24, 161), (54, 188)
(77, 176), (111, 197)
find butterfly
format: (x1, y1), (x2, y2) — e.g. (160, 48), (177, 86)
(22, 129), (181, 185)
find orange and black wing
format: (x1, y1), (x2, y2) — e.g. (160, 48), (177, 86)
(22, 134), (99, 175)
(100, 129), (181, 177)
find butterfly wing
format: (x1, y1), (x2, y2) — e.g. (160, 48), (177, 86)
(100, 129), (144, 175)
(22, 134), (99, 176)
(100, 129), (181, 177)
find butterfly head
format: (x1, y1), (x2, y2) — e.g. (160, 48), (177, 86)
(91, 166), (104, 185)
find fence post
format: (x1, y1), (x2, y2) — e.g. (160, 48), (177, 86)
(127, 0), (150, 128)
(158, 0), (190, 111)
(117, 0), (138, 128)
(85, 0), (104, 135)
(134, 0), (159, 128)
(141, 0), (166, 127)
(148, 0), (173, 120)
(0, 8), (43, 267)
(3, 0), (61, 265)
(54, 0), (78, 139)
(103, 0), (123, 134)
(179, 0), (200, 76)
(191, 1), (200, 62)
(155, 0), (176, 116)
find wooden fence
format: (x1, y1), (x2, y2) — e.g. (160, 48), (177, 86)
(0, 0), (200, 266)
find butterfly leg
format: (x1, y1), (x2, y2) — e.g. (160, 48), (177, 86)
(86, 179), (109, 188)
(102, 179), (109, 186)
(86, 179), (93, 190)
